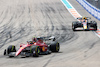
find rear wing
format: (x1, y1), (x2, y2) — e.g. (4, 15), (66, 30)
(40, 36), (56, 41)
(48, 36), (56, 41)
(77, 17), (91, 20)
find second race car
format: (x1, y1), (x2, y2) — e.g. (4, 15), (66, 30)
(72, 17), (97, 31)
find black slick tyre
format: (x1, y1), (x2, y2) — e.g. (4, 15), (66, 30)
(50, 42), (60, 52)
(72, 22), (77, 31)
(94, 25), (97, 31)
(7, 45), (16, 54)
(31, 45), (40, 57)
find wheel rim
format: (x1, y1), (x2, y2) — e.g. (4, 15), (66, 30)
(11, 46), (14, 51)
(35, 47), (38, 56)
(56, 43), (59, 52)
(38, 48), (40, 53)
(35, 47), (40, 56)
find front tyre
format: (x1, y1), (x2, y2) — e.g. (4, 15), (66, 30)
(72, 22), (76, 31)
(7, 45), (16, 55)
(90, 21), (97, 31)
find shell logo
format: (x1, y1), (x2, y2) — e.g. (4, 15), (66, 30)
(42, 46), (45, 51)
(21, 47), (24, 49)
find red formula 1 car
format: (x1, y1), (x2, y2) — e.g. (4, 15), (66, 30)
(4, 36), (60, 57)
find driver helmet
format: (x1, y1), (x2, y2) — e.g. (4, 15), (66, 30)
(32, 36), (37, 42)
(82, 16), (87, 20)
(27, 41), (33, 44)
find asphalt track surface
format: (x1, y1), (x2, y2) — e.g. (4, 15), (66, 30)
(0, 0), (100, 67)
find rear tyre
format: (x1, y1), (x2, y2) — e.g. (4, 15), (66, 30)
(50, 42), (60, 52)
(94, 24), (97, 31)
(94, 26), (97, 31)
(90, 21), (97, 31)
(31, 46), (40, 57)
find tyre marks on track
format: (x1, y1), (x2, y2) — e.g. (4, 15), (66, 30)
(32, 2), (75, 43)
(0, 1), (77, 66)
(0, 1), (76, 48)
(43, 54), (56, 67)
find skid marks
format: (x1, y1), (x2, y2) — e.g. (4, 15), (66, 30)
(0, 1), (75, 51)
(33, 2), (75, 43)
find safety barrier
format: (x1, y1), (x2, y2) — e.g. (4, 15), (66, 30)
(76, 0), (100, 20)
